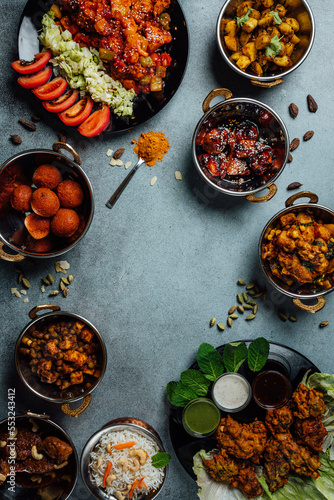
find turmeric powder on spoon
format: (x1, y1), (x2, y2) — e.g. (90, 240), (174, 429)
(132, 131), (170, 166)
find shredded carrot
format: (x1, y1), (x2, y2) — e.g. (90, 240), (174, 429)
(129, 479), (139, 499)
(113, 441), (135, 450)
(103, 461), (112, 488)
(138, 477), (147, 489)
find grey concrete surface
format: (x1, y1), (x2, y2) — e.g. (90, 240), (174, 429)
(0, 0), (333, 499)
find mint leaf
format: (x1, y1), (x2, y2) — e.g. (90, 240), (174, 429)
(236, 8), (253, 27)
(166, 381), (198, 407)
(223, 342), (248, 372)
(151, 451), (172, 468)
(270, 11), (282, 24)
(248, 337), (270, 372)
(180, 369), (210, 396)
(197, 343), (224, 381)
(265, 35), (282, 57)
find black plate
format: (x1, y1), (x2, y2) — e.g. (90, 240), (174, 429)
(17, 0), (189, 133)
(169, 340), (319, 479)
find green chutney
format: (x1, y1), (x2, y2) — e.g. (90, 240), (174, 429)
(183, 398), (220, 436)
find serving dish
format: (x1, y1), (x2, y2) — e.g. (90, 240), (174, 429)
(216, 0), (315, 87)
(16, 0), (189, 133)
(192, 88), (289, 202)
(0, 413), (78, 499)
(169, 340), (318, 478)
(81, 417), (168, 500)
(0, 142), (94, 262)
(259, 191), (334, 313)
(15, 304), (107, 417)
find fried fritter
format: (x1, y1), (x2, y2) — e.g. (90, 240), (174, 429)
(291, 384), (326, 420)
(264, 459), (290, 492)
(203, 449), (239, 483)
(294, 417), (328, 452)
(265, 432), (321, 479)
(215, 415), (267, 463)
(265, 406), (293, 435)
(229, 463), (264, 499)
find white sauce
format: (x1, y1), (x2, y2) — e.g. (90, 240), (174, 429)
(213, 373), (250, 410)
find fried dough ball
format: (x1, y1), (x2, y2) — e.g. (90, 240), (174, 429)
(10, 185), (33, 212)
(57, 180), (84, 208)
(294, 417), (328, 452)
(24, 213), (50, 239)
(265, 406), (293, 435)
(51, 208), (80, 237)
(31, 188), (60, 217)
(25, 234), (54, 253)
(291, 384), (327, 420)
(203, 449), (239, 483)
(33, 164), (62, 189)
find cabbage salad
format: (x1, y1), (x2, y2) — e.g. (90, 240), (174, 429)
(193, 372), (334, 500)
(39, 11), (135, 117)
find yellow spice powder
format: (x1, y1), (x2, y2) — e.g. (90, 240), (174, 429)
(132, 131), (170, 166)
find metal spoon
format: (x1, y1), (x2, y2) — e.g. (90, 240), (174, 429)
(105, 156), (146, 209)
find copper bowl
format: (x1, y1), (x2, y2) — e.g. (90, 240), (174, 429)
(0, 413), (78, 499)
(216, 0), (315, 87)
(259, 191), (334, 312)
(192, 88), (289, 203)
(15, 305), (107, 417)
(0, 142), (94, 262)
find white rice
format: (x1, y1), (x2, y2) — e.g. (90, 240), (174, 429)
(89, 429), (165, 499)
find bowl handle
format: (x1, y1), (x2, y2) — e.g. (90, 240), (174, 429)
(202, 88), (233, 113)
(251, 78), (284, 88)
(28, 304), (61, 319)
(246, 183), (277, 203)
(285, 190), (318, 207)
(61, 394), (92, 417)
(0, 241), (25, 262)
(292, 296), (326, 313)
(53, 142), (82, 166)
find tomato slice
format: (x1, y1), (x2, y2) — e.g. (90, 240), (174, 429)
(32, 77), (68, 101)
(42, 89), (79, 113)
(77, 104), (111, 137)
(11, 50), (52, 75)
(58, 96), (94, 127)
(17, 66), (52, 89)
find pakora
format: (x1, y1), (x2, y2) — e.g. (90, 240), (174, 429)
(265, 405), (293, 434)
(229, 463), (264, 499)
(294, 417), (328, 452)
(291, 384), (327, 420)
(202, 449), (239, 483)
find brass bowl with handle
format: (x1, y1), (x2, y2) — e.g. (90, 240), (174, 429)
(15, 305), (107, 417)
(259, 191), (334, 313)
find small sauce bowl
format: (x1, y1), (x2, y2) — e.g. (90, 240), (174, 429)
(212, 372), (252, 413)
(182, 398), (220, 438)
(252, 370), (292, 410)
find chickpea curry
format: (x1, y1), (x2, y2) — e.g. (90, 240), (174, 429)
(262, 210), (334, 292)
(221, 0), (303, 76)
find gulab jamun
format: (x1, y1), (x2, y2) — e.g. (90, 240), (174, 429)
(24, 213), (50, 239)
(31, 188), (60, 217)
(57, 180), (84, 208)
(51, 208), (80, 237)
(25, 234), (54, 253)
(32, 164), (62, 189)
(10, 185), (33, 212)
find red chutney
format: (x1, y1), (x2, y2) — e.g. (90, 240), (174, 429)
(57, 0), (173, 94)
(0, 165), (30, 212)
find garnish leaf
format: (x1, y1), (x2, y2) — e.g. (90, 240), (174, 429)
(248, 337), (270, 372)
(197, 343), (225, 382)
(180, 369), (210, 396)
(265, 35), (282, 57)
(166, 381), (198, 407)
(223, 342), (248, 373)
(270, 11), (282, 24)
(151, 451), (172, 468)
(236, 8), (253, 27)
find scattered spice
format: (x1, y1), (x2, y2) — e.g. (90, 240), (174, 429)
(217, 323), (225, 331)
(303, 131), (314, 141)
(31, 115), (42, 122)
(287, 182), (303, 191)
(10, 134), (22, 145)
(57, 130), (67, 143)
(150, 176), (157, 186)
(174, 171), (182, 180)
(287, 153), (293, 163)
(307, 94), (318, 113)
(18, 118), (37, 131)
(289, 138), (300, 151)
(210, 317), (216, 327)
(124, 161), (132, 169)
(289, 103), (299, 119)
(132, 131), (170, 166)
(106, 149), (113, 157)
(113, 148), (125, 159)
(278, 312), (288, 322)
(319, 321), (330, 328)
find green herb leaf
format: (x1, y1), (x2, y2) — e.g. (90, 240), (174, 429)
(180, 369), (210, 396)
(223, 342), (248, 373)
(248, 337), (270, 372)
(236, 8), (253, 27)
(313, 275), (324, 283)
(303, 261), (315, 270)
(151, 451), (172, 468)
(166, 381), (198, 407)
(270, 10), (282, 24)
(265, 35), (282, 57)
(197, 343), (224, 382)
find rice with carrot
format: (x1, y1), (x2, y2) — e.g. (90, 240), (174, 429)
(89, 429), (165, 499)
